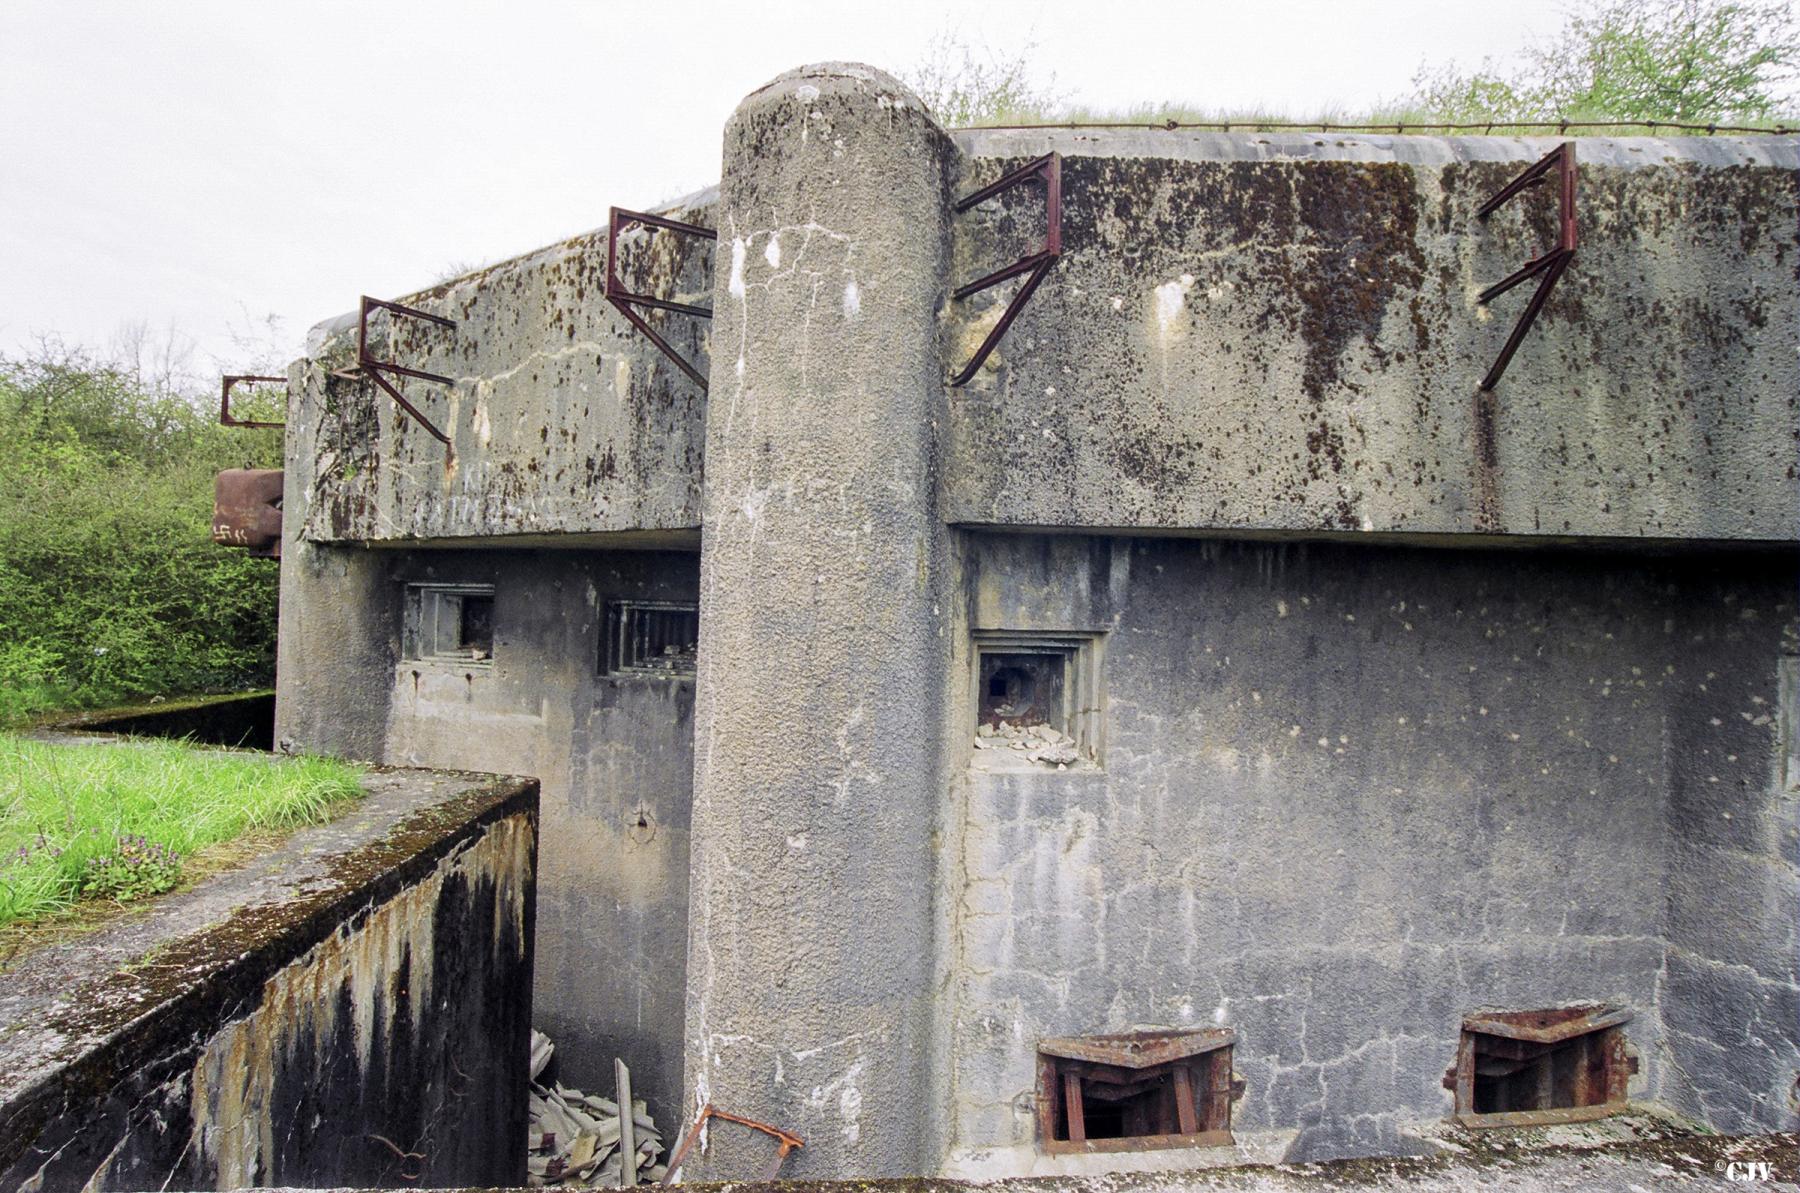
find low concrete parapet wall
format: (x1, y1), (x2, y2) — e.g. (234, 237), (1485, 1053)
(0, 766), (538, 1191)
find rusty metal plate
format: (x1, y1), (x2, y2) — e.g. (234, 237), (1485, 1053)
(1463, 1003), (1631, 1045)
(1039, 1027), (1236, 1068)
(213, 469), (283, 557)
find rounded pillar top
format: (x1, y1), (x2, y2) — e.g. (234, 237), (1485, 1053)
(731, 61), (941, 131)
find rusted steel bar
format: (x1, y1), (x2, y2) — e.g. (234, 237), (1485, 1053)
(1479, 251), (1572, 391)
(1172, 1065), (1199, 1134)
(1062, 1070), (1086, 1142)
(949, 152), (1062, 387)
(219, 375), (287, 428)
(606, 206), (717, 392)
(662, 1103), (803, 1184)
(1476, 142), (1577, 391)
(337, 295), (459, 448)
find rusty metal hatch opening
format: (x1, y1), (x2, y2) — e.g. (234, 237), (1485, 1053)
(1444, 1004), (1636, 1128)
(601, 600), (699, 678)
(1037, 1030), (1241, 1154)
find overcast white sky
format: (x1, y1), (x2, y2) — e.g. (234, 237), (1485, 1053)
(0, 0), (1576, 372)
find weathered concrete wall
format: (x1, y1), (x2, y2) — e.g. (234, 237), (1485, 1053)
(1659, 619), (1800, 1131)
(288, 194), (714, 546)
(939, 532), (1798, 1173)
(0, 767), (536, 1191)
(274, 537), (398, 761)
(261, 56), (1800, 1182)
(682, 63), (956, 1179)
(944, 131), (1798, 542)
(379, 547), (698, 1121)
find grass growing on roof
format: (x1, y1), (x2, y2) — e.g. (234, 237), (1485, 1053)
(0, 734), (362, 926)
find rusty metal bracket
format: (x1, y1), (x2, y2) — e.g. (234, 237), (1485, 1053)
(950, 151), (1062, 387)
(331, 296), (458, 447)
(606, 207), (716, 391)
(219, 375), (286, 428)
(1476, 142), (1576, 391)
(663, 1103), (802, 1183)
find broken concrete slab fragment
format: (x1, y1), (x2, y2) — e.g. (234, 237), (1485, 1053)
(528, 1032), (666, 1188)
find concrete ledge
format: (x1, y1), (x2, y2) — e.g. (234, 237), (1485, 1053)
(241, 1130), (1799, 1190)
(0, 764), (539, 1191)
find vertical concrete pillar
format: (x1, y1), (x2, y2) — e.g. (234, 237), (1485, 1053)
(272, 362), (398, 761)
(684, 63), (953, 1178)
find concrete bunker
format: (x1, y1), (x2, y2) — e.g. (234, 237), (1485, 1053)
(246, 59), (1797, 1183)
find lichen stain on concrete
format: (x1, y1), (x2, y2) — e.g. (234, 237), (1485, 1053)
(188, 814), (532, 1187)
(942, 140), (1796, 542)
(298, 198), (713, 545)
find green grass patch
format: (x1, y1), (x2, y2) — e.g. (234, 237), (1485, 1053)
(0, 735), (362, 926)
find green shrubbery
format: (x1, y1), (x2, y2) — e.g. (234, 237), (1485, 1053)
(908, 1), (1796, 129)
(0, 346), (283, 726)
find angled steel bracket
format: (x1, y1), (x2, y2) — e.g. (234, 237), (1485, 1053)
(950, 151), (1062, 387)
(219, 374), (286, 428)
(331, 296), (458, 447)
(663, 1103), (803, 1183)
(606, 207), (716, 391)
(1476, 142), (1577, 391)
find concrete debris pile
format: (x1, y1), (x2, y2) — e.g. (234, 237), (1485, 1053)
(974, 720), (1081, 768)
(528, 1031), (667, 1186)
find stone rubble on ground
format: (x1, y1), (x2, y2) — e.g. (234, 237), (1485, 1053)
(527, 1030), (667, 1187)
(973, 720), (1081, 768)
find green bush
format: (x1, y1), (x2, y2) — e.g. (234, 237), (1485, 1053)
(0, 349), (283, 724)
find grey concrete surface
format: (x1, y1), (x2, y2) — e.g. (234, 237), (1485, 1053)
(289, 192), (715, 546)
(681, 62), (956, 1180)
(377, 547), (699, 1121)
(943, 130), (1798, 542)
(937, 533), (1797, 1174)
